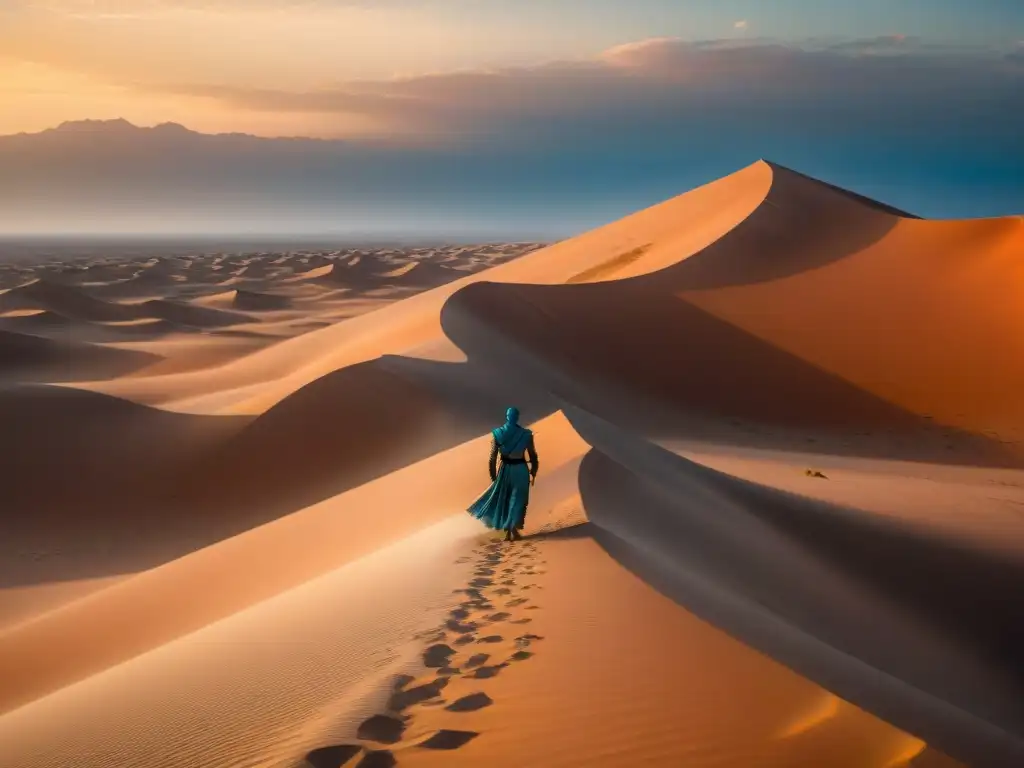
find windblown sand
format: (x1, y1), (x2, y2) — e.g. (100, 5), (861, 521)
(1, 162), (1022, 768)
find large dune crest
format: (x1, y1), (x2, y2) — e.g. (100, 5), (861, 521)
(1, 162), (1022, 767)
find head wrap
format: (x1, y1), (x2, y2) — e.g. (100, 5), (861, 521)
(493, 406), (529, 454)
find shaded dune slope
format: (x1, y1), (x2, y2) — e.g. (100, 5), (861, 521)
(179, 359), (464, 513)
(440, 277), (1016, 465)
(0, 385), (248, 605)
(0, 310), (185, 342)
(190, 288), (294, 311)
(680, 214), (1024, 443)
(177, 351), (559, 527)
(133, 298), (252, 327)
(0, 328), (160, 382)
(0, 309), (80, 332)
(230, 289), (293, 311)
(318, 255), (391, 286)
(0, 385), (243, 521)
(86, 268), (184, 299)
(0, 279), (139, 322)
(569, 409), (1024, 767)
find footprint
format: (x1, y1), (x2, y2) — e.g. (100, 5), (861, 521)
(305, 744), (362, 768)
(474, 568), (495, 577)
(413, 628), (446, 642)
(388, 678), (449, 711)
(493, 588), (512, 596)
(455, 557), (471, 564)
(446, 692), (494, 712)
(470, 664), (507, 679)
(423, 644), (456, 668)
(506, 598), (528, 607)
(470, 577), (492, 588)
(509, 650), (533, 662)
(484, 612), (511, 622)
(391, 674), (416, 691)
(436, 666), (460, 675)
(357, 750), (397, 768)
(445, 619), (478, 633)
(525, 606), (539, 611)
(500, 579), (516, 586)
(510, 618), (532, 625)
(356, 714), (405, 744)
(449, 608), (471, 620)
(476, 635), (503, 644)
(418, 730), (480, 750)
(453, 634), (476, 646)
(515, 633), (544, 645)
(464, 653), (490, 669)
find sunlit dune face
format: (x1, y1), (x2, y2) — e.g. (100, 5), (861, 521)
(776, 692), (841, 738)
(882, 738), (928, 767)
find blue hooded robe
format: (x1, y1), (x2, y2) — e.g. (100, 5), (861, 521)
(467, 407), (535, 531)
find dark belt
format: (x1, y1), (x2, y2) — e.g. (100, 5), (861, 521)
(500, 455), (527, 465)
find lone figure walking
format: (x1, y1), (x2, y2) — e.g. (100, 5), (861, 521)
(467, 406), (539, 541)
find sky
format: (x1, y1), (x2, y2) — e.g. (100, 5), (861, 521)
(0, 1), (1022, 237)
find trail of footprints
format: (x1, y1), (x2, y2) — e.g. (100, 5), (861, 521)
(304, 540), (548, 767)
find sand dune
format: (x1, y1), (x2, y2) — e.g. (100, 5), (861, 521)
(0, 328), (160, 382)
(129, 298), (253, 327)
(1, 163), (1021, 767)
(191, 288), (294, 312)
(231, 289), (293, 311)
(0, 308), (79, 331)
(0, 278), (141, 322)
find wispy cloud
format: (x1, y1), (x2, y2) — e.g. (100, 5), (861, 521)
(148, 38), (1024, 146)
(734, 20), (748, 30)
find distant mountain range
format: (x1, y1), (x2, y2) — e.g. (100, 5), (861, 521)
(0, 119), (619, 239)
(5, 118), (333, 144)
(0, 120), (503, 238)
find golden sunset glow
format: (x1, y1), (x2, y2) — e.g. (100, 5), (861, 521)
(0, 0), (602, 137)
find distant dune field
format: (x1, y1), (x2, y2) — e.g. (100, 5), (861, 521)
(1, 162), (1022, 768)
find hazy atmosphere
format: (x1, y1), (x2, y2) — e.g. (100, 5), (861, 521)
(1, 0), (1022, 237)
